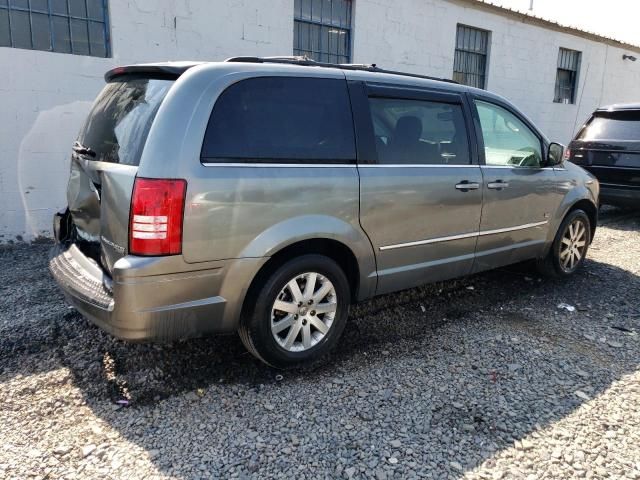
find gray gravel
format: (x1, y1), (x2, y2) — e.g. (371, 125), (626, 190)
(1, 207), (639, 479)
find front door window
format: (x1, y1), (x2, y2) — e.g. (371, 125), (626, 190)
(475, 101), (542, 168)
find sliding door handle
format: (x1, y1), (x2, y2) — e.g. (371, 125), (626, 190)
(455, 181), (480, 191)
(487, 180), (510, 190)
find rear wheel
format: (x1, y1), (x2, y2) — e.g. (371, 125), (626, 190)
(239, 255), (350, 369)
(537, 209), (591, 277)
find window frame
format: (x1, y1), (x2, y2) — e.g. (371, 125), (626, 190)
(293, 0), (352, 64)
(199, 75), (358, 165)
(453, 24), (491, 90)
(554, 48), (581, 104)
(0, 0), (111, 57)
(353, 82), (479, 166)
(469, 94), (548, 169)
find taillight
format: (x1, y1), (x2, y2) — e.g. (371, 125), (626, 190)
(129, 178), (186, 256)
(563, 148), (571, 161)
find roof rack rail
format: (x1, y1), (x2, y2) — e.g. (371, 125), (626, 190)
(224, 56), (458, 84)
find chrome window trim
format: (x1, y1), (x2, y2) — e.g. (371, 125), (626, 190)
(202, 162), (356, 168)
(379, 221), (548, 251)
(202, 161), (561, 170)
(202, 163), (479, 168)
(359, 164), (478, 168)
(481, 165), (563, 171)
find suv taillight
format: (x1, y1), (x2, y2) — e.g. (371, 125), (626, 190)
(563, 148), (571, 161)
(129, 178), (187, 256)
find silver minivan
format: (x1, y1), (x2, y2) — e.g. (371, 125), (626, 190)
(50, 57), (599, 368)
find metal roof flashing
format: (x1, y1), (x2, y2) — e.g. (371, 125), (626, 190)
(461, 0), (640, 54)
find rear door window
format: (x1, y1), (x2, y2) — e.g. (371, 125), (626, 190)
(201, 77), (356, 163)
(578, 111), (640, 141)
(78, 76), (174, 165)
(369, 97), (470, 165)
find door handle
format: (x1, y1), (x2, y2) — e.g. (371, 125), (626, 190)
(455, 181), (480, 191)
(487, 180), (510, 190)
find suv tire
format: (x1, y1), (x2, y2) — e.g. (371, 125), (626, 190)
(537, 209), (591, 277)
(239, 254), (350, 368)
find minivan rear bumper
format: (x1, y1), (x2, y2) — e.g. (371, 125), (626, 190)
(49, 242), (256, 341)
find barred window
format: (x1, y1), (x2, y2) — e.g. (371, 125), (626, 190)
(293, 0), (351, 64)
(554, 48), (581, 104)
(453, 24), (490, 89)
(0, 0), (110, 57)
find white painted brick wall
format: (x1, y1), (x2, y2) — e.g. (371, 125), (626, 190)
(1, 0), (639, 240)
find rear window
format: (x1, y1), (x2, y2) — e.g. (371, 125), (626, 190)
(201, 77), (356, 163)
(578, 111), (640, 141)
(78, 76), (174, 165)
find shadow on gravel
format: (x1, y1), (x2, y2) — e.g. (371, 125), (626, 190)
(597, 205), (640, 229)
(1, 216), (639, 478)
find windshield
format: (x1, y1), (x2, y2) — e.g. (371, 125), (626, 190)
(77, 76), (174, 165)
(578, 111), (640, 141)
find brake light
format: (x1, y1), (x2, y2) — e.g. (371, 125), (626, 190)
(563, 148), (571, 160)
(129, 178), (186, 256)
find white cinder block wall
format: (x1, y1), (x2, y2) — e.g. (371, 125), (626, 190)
(2, 0), (640, 240)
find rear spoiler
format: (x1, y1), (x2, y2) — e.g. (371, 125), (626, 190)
(104, 62), (203, 82)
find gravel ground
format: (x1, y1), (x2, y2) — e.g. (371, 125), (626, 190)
(1, 207), (639, 479)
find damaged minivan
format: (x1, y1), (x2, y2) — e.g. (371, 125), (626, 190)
(50, 57), (599, 368)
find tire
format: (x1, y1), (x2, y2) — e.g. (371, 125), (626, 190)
(238, 254), (350, 369)
(537, 209), (591, 277)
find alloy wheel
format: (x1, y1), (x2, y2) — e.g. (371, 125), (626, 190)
(559, 218), (587, 272)
(270, 272), (338, 352)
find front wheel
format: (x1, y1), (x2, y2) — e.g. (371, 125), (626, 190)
(239, 254), (350, 369)
(537, 209), (591, 277)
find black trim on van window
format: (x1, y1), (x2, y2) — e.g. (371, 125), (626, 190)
(467, 94), (488, 166)
(366, 84), (463, 104)
(200, 157), (356, 165)
(347, 81), (378, 165)
(461, 93), (480, 165)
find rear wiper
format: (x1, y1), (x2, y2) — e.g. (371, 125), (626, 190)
(72, 141), (96, 158)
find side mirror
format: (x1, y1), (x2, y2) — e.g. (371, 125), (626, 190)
(547, 142), (565, 167)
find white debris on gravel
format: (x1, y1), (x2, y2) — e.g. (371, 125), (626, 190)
(557, 303), (576, 312)
(0, 208), (639, 479)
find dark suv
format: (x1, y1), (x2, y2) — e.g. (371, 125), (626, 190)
(568, 104), (640, 207)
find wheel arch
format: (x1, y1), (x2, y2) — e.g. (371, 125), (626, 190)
(567, 198), (598, 241)
(241, 238), (363, 322)
(237, 214), (375, 293)
(544, 188), (598, 249)
(218, 216), (376, 333)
